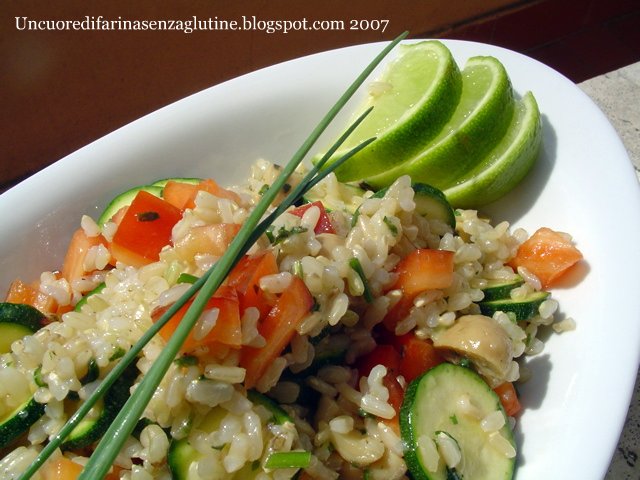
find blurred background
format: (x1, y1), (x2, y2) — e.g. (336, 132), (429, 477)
(2, 0), (639, 191)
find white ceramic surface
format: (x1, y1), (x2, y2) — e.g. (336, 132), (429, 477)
(2, 40), (639, 479)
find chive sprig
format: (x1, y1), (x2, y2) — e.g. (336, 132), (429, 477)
(19, 30), (408, 480)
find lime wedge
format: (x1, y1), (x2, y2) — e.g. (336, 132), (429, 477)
(321, 41), (462, 181)
(444, 91), (542, 207)
(365, 56), (515, 190)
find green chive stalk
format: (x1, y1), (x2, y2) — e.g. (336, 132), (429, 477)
(18, 31), (408, 480)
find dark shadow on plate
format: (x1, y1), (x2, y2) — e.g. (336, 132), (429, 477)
(482, 113), (557, 224)
(512, 353), (552, 468)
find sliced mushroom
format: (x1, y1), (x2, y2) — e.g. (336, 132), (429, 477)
(432, 314), (513, 380)
(330, 429), (385, 467)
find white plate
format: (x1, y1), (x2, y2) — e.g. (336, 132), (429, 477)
(2, 40), (639, 479)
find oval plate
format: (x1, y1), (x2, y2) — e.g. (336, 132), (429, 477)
(1, 40), (639, 479)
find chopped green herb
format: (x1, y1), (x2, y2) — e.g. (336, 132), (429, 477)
(176, 273), (199, 284)
(258, 184), (270, 196)
(458, 357), (471, 369)
(348, 257), (373, 303)
(109, 347), (126, 362)
(266, 225), (308, 245)
(174, 355), (198, 367)
(264, 451), (312, 469)
(136, 211), (160, 222)
(350, 207), (361, 228)
(449, 414), (459, 425)
(383, 216), (398, 235)
(292, 260), (304, 278)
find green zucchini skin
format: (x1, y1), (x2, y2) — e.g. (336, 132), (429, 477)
(0, 397), (46, 449)
(400, 363), (515, 480)
(151, 177), (202, 188)
(480, 276), (525, 302)
(412, 183), (456, 228)
(479, 291), (550, 321)
(73, 282), (106, 312)
(0, 302), (46, 354)
(97, 185), (163, 225)
(246, 390), (293, 425)
(98, 178), (203, 226)
(62, 362), (139, 450)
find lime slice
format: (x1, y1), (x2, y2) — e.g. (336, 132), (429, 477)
(444, 91), (542, 208)
(365, 56), (515, 190)
(320, 41), (462, 181)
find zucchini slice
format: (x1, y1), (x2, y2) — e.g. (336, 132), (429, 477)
(62, 362), (138, 450)
(479, 291), (550, 321)
(168, 407), (228, 480)
(0, 396), (45, 448)
(151, 177), (202, 188)
(98, 178), (203, 226)
(0, 302), (46, 354)
(97, 185), (163, 226)
(480, 276), (525, 302)
(360, 183), (455, 228)
(412, 183), (456, 229)
(400, 363), (515, 480)
(73, 282), (106, 312)
(246, 390), (293, 425)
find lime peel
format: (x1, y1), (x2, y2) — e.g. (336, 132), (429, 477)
(320, 40), (462, 181)
(365, 55), (515, 190)
(444, 91), (542, 208)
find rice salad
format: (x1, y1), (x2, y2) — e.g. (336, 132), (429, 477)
(0, 160), (582, 479)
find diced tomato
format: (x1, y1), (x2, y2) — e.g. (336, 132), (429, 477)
(382, 295), (415, 332)
(391, 249), (455, 296)
(509, 227), (583, 288)
(61, 228), (109, 283)
(383, 249), (454, 331)
(197, 179), (242, 205)
(110, 191), (183, 267)
(227, 251), (279, 318)
(42, 457), (120, 480)
(173, 223), (241, 262)
(494, 382), (522, 416)
(163, 179), (241, 210)
(42, 456), (82, 480)
(289, 201), (335, 234)
(355, 343), (405, 433)
(155, 285), (242, 352)
(356, 344), (401, 378)
(240, 276), (313, 389)
(5, 279), (57, 314)
(162, 181), (199, 210)
(397, 335), (443, 383)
